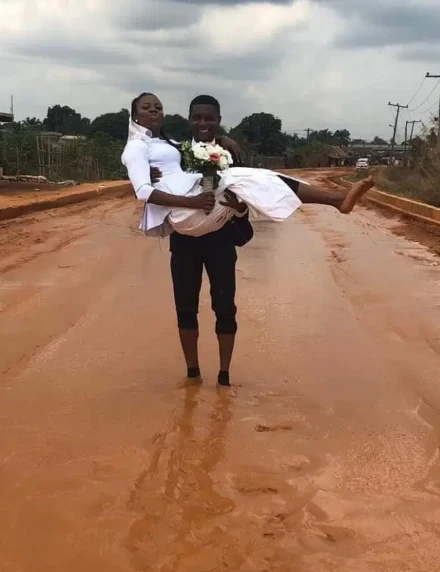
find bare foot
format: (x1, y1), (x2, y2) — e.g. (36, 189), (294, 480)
(339, 176), (375, 214)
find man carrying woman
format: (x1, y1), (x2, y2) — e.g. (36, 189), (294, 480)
(122, 92), (374, 386)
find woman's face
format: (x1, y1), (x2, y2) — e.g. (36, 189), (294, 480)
(135, 94), (164, 131)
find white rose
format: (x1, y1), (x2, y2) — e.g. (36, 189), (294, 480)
(223, 150), (233, 165)
(193, 143), (210, 161)
(219, 156), (229, 170)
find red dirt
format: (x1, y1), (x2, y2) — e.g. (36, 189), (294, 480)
(0, 180), (60, 194)
(284, 168), (440, 257)
(0, 180), (129, 208)
(1, 187), (440, 571)
(0, 180), (131, 222)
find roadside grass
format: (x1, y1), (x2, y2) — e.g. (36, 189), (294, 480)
(374, 166), (440, 208)
(337, 166), (439, 208)
(343, 171), (370, 183)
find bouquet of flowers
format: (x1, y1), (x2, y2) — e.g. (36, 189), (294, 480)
(180, 141), (233, 192)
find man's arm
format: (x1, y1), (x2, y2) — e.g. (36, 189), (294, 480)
(219, 190), (248, 217)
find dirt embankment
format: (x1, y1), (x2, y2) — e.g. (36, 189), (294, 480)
(284, 168), (440, 257)
(0, 179), (132, 221)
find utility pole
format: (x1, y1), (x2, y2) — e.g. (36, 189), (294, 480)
(388, 102), (408, 150)
(405, 119), (422, 145)
(409, 120), (422, 141)
(404, 120), (422, 163)
(305, 128), (311, 144)
(404, 121), (409, 159)
(426, 72), (440, 149)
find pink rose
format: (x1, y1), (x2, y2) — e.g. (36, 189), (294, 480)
(209, 152), (221, 163)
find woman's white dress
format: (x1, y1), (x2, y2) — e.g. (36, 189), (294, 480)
(121, 123), (306, 238)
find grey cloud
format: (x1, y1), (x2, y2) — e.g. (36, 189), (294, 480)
(114, 0), (295, 30)
(17, 42), (133, 67)
(1, 30), (134, 67)
(170, 0), (292, 4)
(399, 46), (440, 62)
(115, 0), (197, 31)
(162, 42), (286, 81)
(124, 29), (198, 49)
(314, 0), (440, 48)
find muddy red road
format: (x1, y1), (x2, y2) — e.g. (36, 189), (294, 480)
(1, 174), (440, 571)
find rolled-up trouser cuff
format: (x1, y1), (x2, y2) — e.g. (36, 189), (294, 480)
(177, 312), (199, 330)
(215, 316), (237, 335)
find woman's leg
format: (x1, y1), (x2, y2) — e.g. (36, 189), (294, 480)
(278, 175), (375, 213)
(170, 246), (204, 377)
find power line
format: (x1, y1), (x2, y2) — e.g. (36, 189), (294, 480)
(406, 76), (427, 107)
(409, 78), (440, 112)
(411, 98), (439, 116)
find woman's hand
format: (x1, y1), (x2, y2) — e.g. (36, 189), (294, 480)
(219, 136), (245, 165)
(187, 192), (216, 214)
(150, 167), (162, 183)
(220, 190), (247, 213)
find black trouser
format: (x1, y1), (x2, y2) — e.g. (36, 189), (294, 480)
(170, 227), (237, 335)
(277, 175), (300, 193)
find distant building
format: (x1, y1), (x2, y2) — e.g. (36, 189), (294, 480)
(327, 145), (349, 167)
(0, 112), (13, 123)
(347, 143), (405, 165)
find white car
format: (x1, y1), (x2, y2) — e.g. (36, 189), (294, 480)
(356, 158), (370, 171)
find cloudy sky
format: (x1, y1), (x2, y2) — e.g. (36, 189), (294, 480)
(2, 0), (440, 140)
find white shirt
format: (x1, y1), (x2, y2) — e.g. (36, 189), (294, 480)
(121, 123), (303, 236)
(122, 136), (202, 236)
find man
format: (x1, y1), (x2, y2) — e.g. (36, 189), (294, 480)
(152, 95), (250, 387)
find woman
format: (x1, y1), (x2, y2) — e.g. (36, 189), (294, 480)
(122, 92), (374, 386)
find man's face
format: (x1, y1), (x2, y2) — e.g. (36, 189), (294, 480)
(189, 104), (221, 142)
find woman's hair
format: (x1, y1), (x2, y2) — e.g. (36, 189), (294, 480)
(130, 92), (155, 120)
(131, 92), (171, 141)
(131, 92), (183, 162)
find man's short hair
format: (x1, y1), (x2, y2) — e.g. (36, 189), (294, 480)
(189, 95), (221, 117)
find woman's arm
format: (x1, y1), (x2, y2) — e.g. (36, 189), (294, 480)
(149, 188), (214, 211)
(122, 141), (214, 212)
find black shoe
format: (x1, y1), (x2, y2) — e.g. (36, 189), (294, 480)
(187, 367), (201, 379)
(217, 370), (230, 386)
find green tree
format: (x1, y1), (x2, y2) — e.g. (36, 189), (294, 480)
(371, 136), (388, 145)
(43, 105), (90, 135)
(231, 112), (288, 155)
(162, 114), (190, 141)
(22, 117), (43, 128)
(333, 129), (351, 146)
(0, 125), (40, 175)
(89, 109), (129, 140)
(286, 133), (307, 148)
(310, 129), (334, 144)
